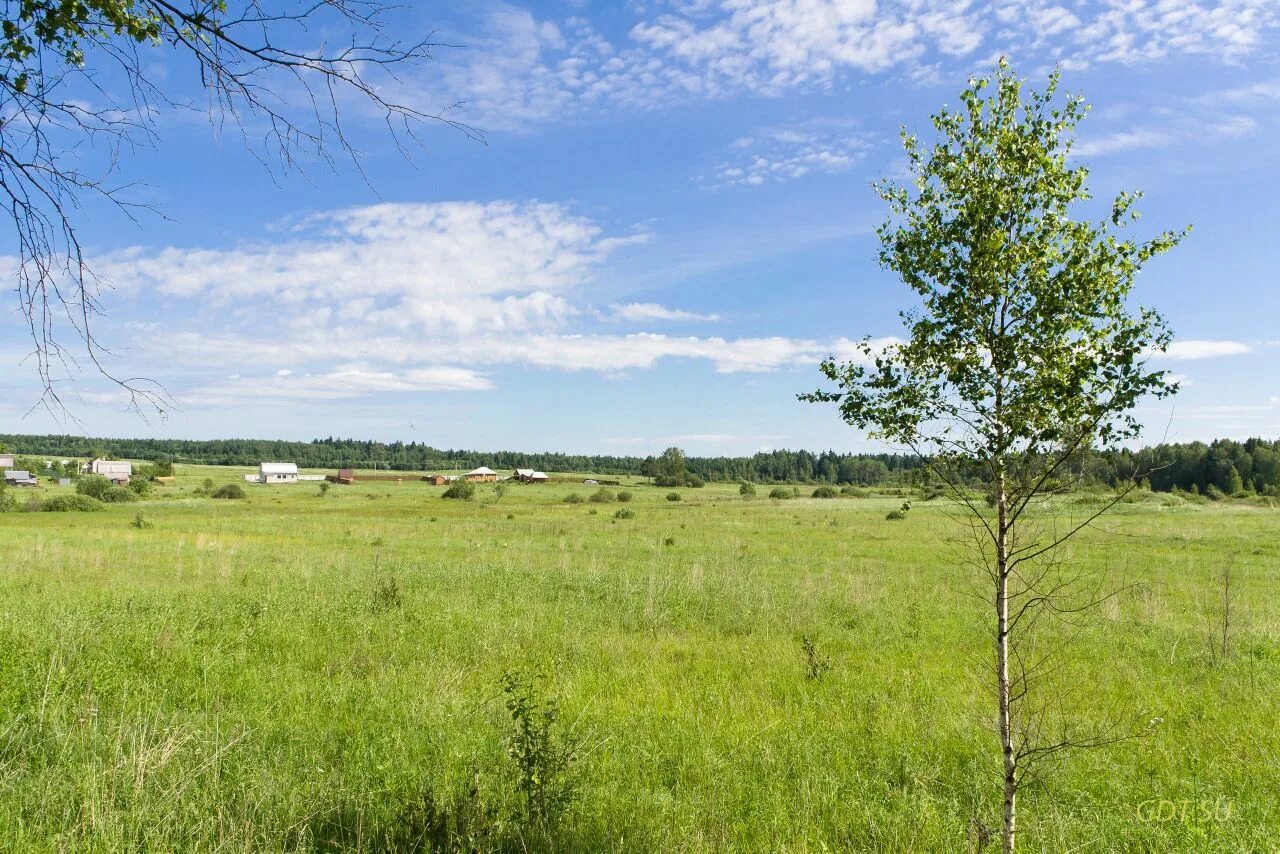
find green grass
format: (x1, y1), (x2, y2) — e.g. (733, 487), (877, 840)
(0, 465), (1277, 851)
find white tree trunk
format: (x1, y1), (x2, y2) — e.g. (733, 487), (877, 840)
(996, 470), (1017, 853)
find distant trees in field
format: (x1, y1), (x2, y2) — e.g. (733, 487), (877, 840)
(2, 433), (1276, 495)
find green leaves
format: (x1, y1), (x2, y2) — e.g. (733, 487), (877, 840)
(804, 62), (1185, 469)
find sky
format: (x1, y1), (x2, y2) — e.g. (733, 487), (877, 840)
(1, 0), (1278, 456)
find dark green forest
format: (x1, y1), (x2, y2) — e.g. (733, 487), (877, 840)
(1, 434), (1277, 494)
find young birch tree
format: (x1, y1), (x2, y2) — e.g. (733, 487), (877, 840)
(802, 62), (1185, 852)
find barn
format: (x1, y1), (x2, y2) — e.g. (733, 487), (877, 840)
(259, 462), (299, 484)
(514, 468), (550, 483)
(90, 459), (132, 484)
(3, 470), (37, 487)
(463, 466), (498, 483)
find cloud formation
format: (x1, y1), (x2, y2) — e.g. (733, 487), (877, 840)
(427, 1), (1280, 130)
(707, 122), (873, 187)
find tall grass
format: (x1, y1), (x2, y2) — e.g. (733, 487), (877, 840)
(0, 467), (1275, 849)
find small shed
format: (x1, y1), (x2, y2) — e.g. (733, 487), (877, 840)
(464, 466), (498, 483)
(424, 474), (449, 485)
(90, 459), (132, 484)
(3, 470), (37, 487)
(259, 462), (299, 484)
(514, 468), (551, 483)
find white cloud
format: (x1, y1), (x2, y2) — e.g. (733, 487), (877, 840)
(194, 367), (493, 402)
(97, 201), (646, 335)
(708, 121), (873, 187)
(1072, 128), (1174, 157)
(421, 1), (1280, 130)
(1158, 340), (1253, 360)
(606, 302), (721, 322)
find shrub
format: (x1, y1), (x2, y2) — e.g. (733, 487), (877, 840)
(885, 509), (907, 520)
(442, 480), (476, 501)
(686, 475), (706, 488)
(840, 485), (867, 498)
(812, 485), (839, 499)
(212, 484), (247, 500)
(39, 495), (105, 512)
(613, 508), (635, 520)
(768, 487), (792, 500)
(588, 488), (616, 503)
(739, 482), (756, 497)
(563, 493), (584, 505)
(666, 492), (681, 502)
(103, 486), (139, 504)
(1205, 485), (1226, 501)
(616, 491), (632, 503)
(128, 477), (153, 496)
(76, 474), (113, 501)
(500, 671), (579, 830)
(130, 512), (154, 529)
(318, 481), (331, 496)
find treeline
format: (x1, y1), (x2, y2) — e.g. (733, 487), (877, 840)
(2, 434), (1277, 493)
(1, 434), (924, 484)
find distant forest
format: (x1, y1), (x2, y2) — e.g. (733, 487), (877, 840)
(2, 434), (1278, 495)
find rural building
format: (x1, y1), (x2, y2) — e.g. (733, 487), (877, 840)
(258, 462), (299, 484)
(0, 454), (13, 468)
(425, 474), (449, 485)
(90, 459), (132, 483)
(514, 468), (550, 483)
(3, 470), (37, 487)
(464, 466), (498, 483)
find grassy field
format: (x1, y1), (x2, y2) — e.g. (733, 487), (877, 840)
(0, 465), (1277, 851)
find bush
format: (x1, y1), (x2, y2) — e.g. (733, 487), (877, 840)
(588, 488), (616, 504)
(616, 491), (632, 503)
(768, 487), (792, 500)
(39, 495), (104, 512)
(739, 482), (756, 497)
(1205, 485), (1226, 501)
(812, 485), (839, 499)
(666, 492), (681, 502)
(128, 477), (153, 496)
(442, 480), (476, 501)
(211, 484), (247, 500)
(76, 474), (113, 501)
(613, 508), (635, 520)
(563, 493), (584, 505)
(840, 485), (867, 498)
(103, 486), (139, 504)
(885, 509), (907, 520)
(686, 475), (705, 488)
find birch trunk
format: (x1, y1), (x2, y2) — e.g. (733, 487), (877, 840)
(996, 466), (1017, 853)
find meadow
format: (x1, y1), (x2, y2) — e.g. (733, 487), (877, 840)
(0, 465), (1276, 852)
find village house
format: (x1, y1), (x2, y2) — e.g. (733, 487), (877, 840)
(3, 470), (37, 487)
(463, 466), (498, 483)
(424, 474), (449, 485)
(90, 459), (132, 484)
(0, 454), (14, 469)
(258, 462), (299, 484)
(514, 468), (550, 483)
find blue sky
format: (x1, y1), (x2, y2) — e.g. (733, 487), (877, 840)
(2, 0), (1277, 455)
